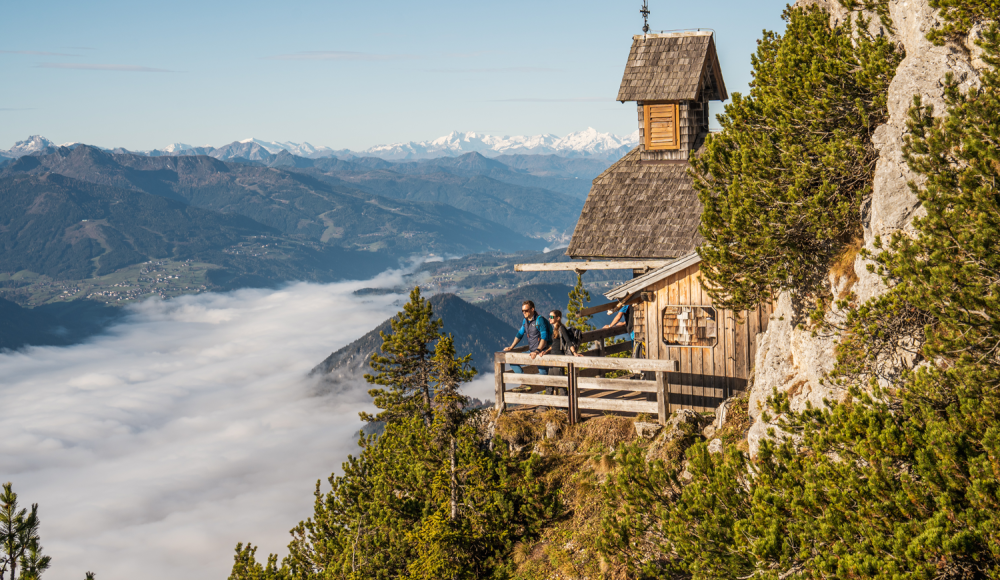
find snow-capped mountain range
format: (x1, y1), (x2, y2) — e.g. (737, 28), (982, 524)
(1, 128), (640, 162)
(0, 136), (69, 158)
(364, 128), (639, 160)
(157, 138), (341, 158)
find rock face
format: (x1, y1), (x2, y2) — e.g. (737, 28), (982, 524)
(747, 0), (983, 456)
(634, 421), (664, 440)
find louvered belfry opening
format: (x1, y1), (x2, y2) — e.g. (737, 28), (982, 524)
(644, 103), (680, 150)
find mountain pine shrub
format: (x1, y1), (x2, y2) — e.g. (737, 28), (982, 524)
(927, 0), (1000, 43)
(692, 6), (902, 312)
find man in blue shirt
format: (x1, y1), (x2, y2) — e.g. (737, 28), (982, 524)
(503, 299), (552, 376)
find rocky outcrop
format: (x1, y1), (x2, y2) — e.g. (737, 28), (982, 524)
(747, 0), (983, 456)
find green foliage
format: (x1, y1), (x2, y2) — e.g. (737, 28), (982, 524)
(837, 0), (893, 31)
(891, 35), (1000, 367)
(232, 287), (558, 580)
(363, 287), (444, 427)
(228, 544), (289, 580)
(0, 483), (51, 580)
(565, 273), (593, 334)
(692, 6), (902, 311)
(926, 0), (1000, 44)
(270, 414), (557, 580)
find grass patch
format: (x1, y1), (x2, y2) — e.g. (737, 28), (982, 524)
(830, 237), (862, 298)
(715, 394), (752, 451)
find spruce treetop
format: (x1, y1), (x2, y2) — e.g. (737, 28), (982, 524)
(363, 286), (443, 427)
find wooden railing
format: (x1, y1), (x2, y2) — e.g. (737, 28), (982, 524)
(493, 350), (678, 425)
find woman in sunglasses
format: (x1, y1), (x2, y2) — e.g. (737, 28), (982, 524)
(537, 309), (582, 395)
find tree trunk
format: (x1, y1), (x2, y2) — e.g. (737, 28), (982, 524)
(450, 436), (458, 521)
(422, 385), (432, 429)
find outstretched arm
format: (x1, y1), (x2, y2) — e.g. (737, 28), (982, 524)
(604, 311), (625, 329)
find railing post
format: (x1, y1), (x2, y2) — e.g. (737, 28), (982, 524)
(656, 371), (668, 425)
(567, 362), (579, 425)
(494, 353), (505, 413)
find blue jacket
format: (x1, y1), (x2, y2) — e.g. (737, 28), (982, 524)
(516, 314), (552, 350)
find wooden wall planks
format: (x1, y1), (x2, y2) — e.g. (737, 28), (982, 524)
(639, 262), (771, 411)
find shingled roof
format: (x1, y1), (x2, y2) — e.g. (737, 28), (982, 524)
(566, 147), (704, 260)
(617, 31), (727, 102)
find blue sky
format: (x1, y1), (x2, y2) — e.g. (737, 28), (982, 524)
(0, 0), (789, 151)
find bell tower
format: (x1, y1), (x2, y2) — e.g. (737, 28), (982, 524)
(617, 31), (727, 162)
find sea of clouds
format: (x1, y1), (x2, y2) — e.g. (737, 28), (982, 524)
(0, 269), (497, 580)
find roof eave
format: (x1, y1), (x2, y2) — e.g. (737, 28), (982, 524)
(604, 251), (702, 300)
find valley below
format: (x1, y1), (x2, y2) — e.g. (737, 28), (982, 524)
(0, 141), (619, 351)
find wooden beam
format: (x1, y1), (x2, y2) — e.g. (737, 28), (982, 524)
(577, 396), (659, 414)
(494, 353), (505, 412)
(581, 340), (633, 357)
(656, 371), (668, 424)
(578, 301), (620, 317)
(505, 392), (569, 407)
(578, 377), (657, 392)
(503, 352), (678, 372)
(514, 260), (672, 272)
(501, 372), (568, 388)
(579, 325), (630, 343)
(568, 362), (579, 424)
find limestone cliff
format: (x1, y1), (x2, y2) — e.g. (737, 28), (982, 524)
(747, 0), (984, 455)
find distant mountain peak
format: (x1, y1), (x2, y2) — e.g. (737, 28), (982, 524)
(162, 143), (197, 153)
(362, 129), (637, 161)
(2, 135), (57, 158)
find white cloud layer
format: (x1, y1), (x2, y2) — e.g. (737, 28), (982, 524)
(0, 270), (488, 580)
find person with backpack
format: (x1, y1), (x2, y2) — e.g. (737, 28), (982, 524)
(537, 309), (582, 396)
(504, 300), (553, 377)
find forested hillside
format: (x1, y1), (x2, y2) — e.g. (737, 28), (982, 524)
(1, 146), (539, 258)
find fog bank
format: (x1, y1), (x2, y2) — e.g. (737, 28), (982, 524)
(0, 271), (487, 580)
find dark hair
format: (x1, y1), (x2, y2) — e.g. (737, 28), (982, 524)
(522, 300), (535, 310)
(550, 309), (562, 319)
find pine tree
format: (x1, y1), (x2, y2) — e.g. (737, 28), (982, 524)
(228, 543), (288, 580)
(17, 541), (50, 580)
(0, 483), (49, 580)
(363, 286), (443, 428)
(231, 291), (557, 580)
(926, 0), (1000, 43)
(691, 6), (902, 311)
(565, 273), (593, 334)
(429, 334), (475, 521)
